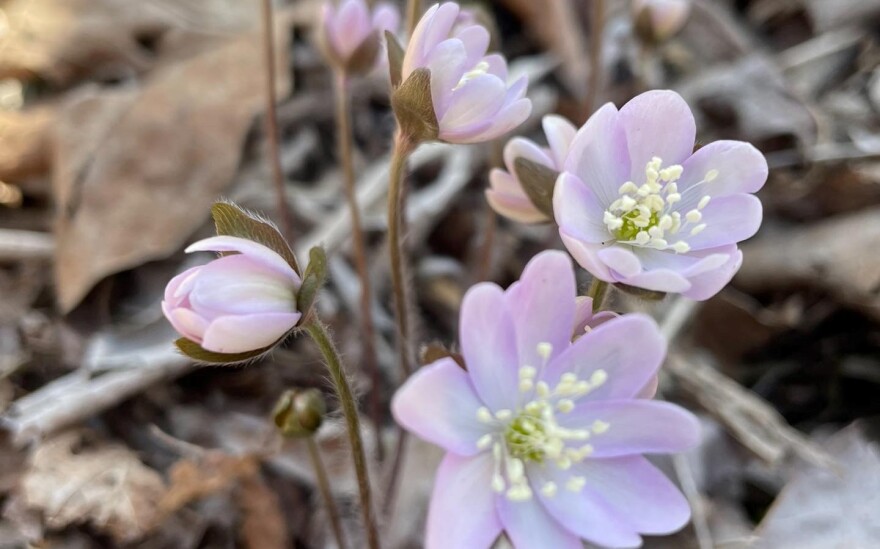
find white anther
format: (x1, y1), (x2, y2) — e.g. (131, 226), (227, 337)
(685, 210), (702, 223)
(705, 169), (719, 182)
(536, 381), (550, 398)
(566, 476), (587, 492)
(666, 193), (681, 205)
(495, 409), (512, 421)
(506, 484), (532, 501)
(519, 366), (537, 379)
(591, 420), (610, 434)
(672, 241), (690, 254)
(477, 434), (494, 450)
(589, 369), (608, 387)
(648, 226), (663, 238)
(519, 379), (534, 393)
(690, 223), (706, 236)
(508, 458), (525, 481)
(557, 399), (575, 413)
(541, 482), (558, 498)
(698, 195), (711, 209)
(659, 215), (673, 230)
(557, 456), (572, 470)
(492, 473), (506, 493)
(634, 231), (650, 245)
(536, 342), (553, 360)
(650, 238), (668, 249)
(618, 181), (638, 194)
(477, 407), (493, 423)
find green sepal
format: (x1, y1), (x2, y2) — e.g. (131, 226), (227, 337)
(385, 30), (405, 88)
(211, 201), (301, 275)
(175, 337), (272, 365)
(296, 246), (328, 322)
(419, 342), (466, 370)
(391, 68), (439, 143)
(613, 283), (667, 301)
(514, 157), (559, 221)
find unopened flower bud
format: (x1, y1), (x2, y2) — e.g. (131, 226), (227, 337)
(273, 388), (327, 438)
(318, 0), (400, 74)
(633, 0), (691, 43)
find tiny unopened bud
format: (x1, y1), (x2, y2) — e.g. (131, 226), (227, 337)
(273, 388), (326, 438)
(633, 0), (692, 44)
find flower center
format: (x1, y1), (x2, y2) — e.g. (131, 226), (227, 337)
(474, 343), (612, 502)
(453, 60), (490, 91)
(602, 156), (717, 254)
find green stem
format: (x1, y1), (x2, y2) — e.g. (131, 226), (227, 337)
(306, 437), (348, 549)
(304, 320), (380, 549)
(587, 278), (609, 312)
(387, 132), (416, 378)
(334, 69), (383, 462)
(405, 0), (422, 37)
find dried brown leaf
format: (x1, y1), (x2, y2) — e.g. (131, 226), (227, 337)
(237, 475), (289, 549)
(0, 105), (55, 183)
(158, 452), (258, 518)
(19, 430), (165, 543)
(52, 31), (290, 312)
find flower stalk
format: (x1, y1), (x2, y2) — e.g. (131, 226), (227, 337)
(405, 0), (421, 36)
(334, 69), (383, 459)
(386, 131), (416, 378)
(306, 437), (349, 549)
(304, 319), (380, 549)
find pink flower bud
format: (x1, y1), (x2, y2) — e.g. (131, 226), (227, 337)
(399, 2), (531, 144)
(162, 236), (302, 354)
(633, 0), (692, 42)
(319, 0), (400, 73)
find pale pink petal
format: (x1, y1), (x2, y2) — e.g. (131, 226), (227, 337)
(201, 312), (300, 353)
(559, 231), (614, 281)
(677, 140), (768, 202)
(425, 39), (469, 117)
(617, 267), (691, 293)
(185, 235), (300, 285)
(554, 173), (613, 244)
(529, 464), (643, 548)
(563, 102), (630, 206)
(439, 74), (506, 131)
(684, 194), (763, 250)
(332, 0), (372, 58)
(577, 456), (692, 535)
(542, 114), (577, 167)
(371, 3), (400, 33)
(163, 303), (209, 343)
(618, 90), (696, 180)
(597, 246), (642, 278)
(496, 494), (583, 549)
(482, 53), (508, 80)
(542, 313), (666, 400)
(403, 3), (459, 76)
(188, 255), (297, 318)
(682, 247), (742, 300)
(456, 24), (490, 68)
(503, 251), (576, 368)
(503, 137), (554, 173)
(559, 400), (701, 457)
(461, 96), (531, 143)
(164, 266), (201, 307)
(459, 283), (520, 411)
(391, 358), (492, 456)
(426, 453), (502, 549)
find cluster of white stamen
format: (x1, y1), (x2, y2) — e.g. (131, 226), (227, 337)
(602, 157), (717, 254)
(453, 60), (490, 91)
(475, 342), (614, 502)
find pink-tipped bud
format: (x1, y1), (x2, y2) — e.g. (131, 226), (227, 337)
(162, 236), (302, 355)
(319, 0), (400, 74)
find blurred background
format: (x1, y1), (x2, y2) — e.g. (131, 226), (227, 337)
(1, 0), (879, 547)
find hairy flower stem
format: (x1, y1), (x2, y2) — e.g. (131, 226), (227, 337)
(387, 133), (416, 378)
(305, 320), (380, 549)
(334, 70), (383, 461)
(306, 437), (348, 549)
(405, 0), (422, 36)
(585, 0), (605, 116)
(260, 0), (295, 243)
(588, 278), (609, 312)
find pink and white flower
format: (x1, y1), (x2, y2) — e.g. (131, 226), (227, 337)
(162, 236), (302, 354)
(487, 115), (576, 223)
(319, 0), (399, 72)
(554, 90), (767, 300)
(392, 251), (699, 548)
(402, 2), (531, 144)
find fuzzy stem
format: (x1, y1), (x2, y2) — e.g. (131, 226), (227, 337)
(585, 0), (605, 116)
(304, 320), (380, 549)
(260, 0), (294, 242)
(587, 278), (609, 312)
(306, 437), (349, 549)
(334, 70), (384, 461)
(405, 0), (422, 37)
(387, 132), (416, 378)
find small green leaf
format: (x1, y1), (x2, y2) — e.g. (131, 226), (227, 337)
(211, 201), (301, 274)
(347, 30), (381, 75)
(391, 68), (439, 143)
(385, 30), (405, 88)
(175, 337), (272, 365)
(613, 283), (667, 301)
(514, 157), (559, 221)
(297, 246), (328, 321)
